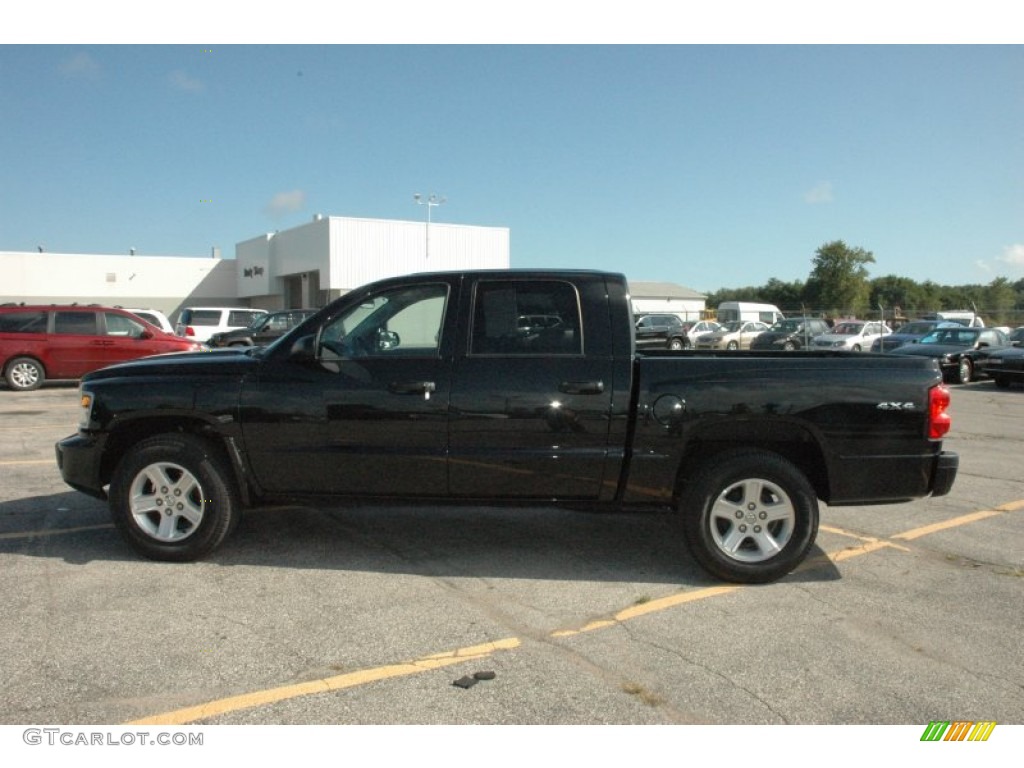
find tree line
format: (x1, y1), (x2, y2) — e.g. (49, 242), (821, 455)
(704, 240), (1024, 326)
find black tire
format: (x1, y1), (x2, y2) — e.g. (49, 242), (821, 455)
(726, 341), (739, 351)
(956, 357), (973, 384)
(851, 344), (862, 352)
(5, 357), (45, 391)
(108, 434), (240, 562)
(679, 449), (819, 583)
(782, 341), (796, 351)
(668, 337), (684, 351)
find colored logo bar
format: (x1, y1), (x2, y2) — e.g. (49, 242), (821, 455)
(921, 721), (997, 741)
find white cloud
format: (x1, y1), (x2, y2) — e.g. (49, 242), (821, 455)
(59, 52), (99, 79)
(803, 181), (834, 204)
(265, 190), (306, 217)
(168, 69), (204, 93)
(997, 243), (1024, 268)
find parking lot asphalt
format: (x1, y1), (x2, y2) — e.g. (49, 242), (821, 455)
(0, 380), (1022, 727)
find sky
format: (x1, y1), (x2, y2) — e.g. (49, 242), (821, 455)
(2, 32), (1022, 294)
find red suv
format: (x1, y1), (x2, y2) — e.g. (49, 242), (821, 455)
(0, 305), (205, 391)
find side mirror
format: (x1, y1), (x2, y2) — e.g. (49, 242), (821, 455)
(289, 333), (316, 361)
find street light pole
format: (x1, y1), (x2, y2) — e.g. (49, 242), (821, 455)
(413, 192), (446, 259)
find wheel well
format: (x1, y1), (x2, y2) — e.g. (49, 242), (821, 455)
(4, 355), (45, 374)
(673, 431), (830, 504)
(100, 419), (243, 497)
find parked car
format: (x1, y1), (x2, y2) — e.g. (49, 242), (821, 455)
(207, 309), (318, 348)
(0, 305), (204, 391)
(120, 308), (175, 335)
(749, 317), (831, 351)
(811, 320), (891, 352)
(175, 307), (268, 343)
(871, 319), (959, 353)
(634, 313), (689, 350)
(680, 320), (723, 348)
(694, 320), (771, 350)
(981, 345), (1024, 388)
(889, 326), (1010, 384)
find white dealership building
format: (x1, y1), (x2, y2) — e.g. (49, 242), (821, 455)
(0, 215), (511, 320)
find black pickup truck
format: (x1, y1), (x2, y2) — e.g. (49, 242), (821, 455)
(56, 270), (958, 583)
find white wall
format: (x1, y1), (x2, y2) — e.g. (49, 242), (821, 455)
(329, 217), (510, 291)
(0, 251), (238, 319)
(631, 298), (706, 321)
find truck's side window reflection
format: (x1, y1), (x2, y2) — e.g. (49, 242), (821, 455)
(471, 280), (582, 356)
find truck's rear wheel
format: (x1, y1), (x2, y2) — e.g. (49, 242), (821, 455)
(109, 434), (239, 562)
(679, 450), (819, 583)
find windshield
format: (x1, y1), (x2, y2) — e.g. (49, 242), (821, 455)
(249, 315), (272, 331)
(919, 328), (979, 346)
(831, 322), (864, 335)
(722, 321), (743, 333)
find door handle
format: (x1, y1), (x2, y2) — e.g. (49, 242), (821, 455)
(389, 381), (437, 400)
(559, 380), (605, 395)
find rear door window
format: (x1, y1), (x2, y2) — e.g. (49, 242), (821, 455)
(53, 311), (99, 335)
(187, 310), (223, 327)
(471, 280), (582, 356)
(0, 311), (47, 334)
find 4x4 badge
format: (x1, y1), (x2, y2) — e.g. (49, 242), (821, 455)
(877, 402), (917, 411)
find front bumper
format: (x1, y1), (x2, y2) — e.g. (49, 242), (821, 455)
(55, 432), (108, 500)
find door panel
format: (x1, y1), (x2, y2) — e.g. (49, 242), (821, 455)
(240, 280), (455, 497)
(448, 278), (614, 499)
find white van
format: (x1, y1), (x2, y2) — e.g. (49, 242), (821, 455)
(717, 301), (785, 325)
(175, 307), (268, 343)
(922, 311), (985, 328)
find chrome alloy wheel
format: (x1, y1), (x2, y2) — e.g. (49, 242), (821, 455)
(128, 461), (206, 542)
(708, 477), (796, 563)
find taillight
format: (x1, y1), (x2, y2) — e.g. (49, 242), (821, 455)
(185, 325), (196, 337)
(928, 385), (951, 439)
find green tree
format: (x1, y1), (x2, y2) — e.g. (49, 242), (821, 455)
(985, 277), (1016, 324)
(762, 277), (806, 312)
(870, 274), (920, 316)
(807, 240), (875, 315)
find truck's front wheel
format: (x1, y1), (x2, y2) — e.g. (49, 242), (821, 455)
(109, 434), (240, 562)
(679, 450), (819, 583)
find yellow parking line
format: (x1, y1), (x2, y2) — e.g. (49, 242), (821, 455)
(552, 585), (740, 637)
(122, 497), (1024, 725)
(128, 638), (521, 726)
(894, 509), (1006, 541)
